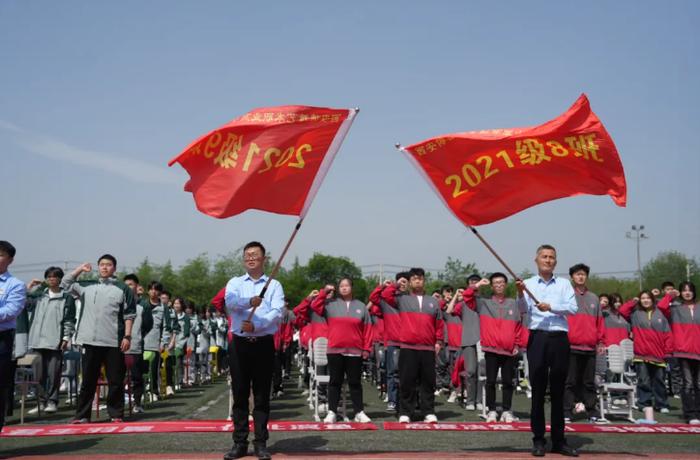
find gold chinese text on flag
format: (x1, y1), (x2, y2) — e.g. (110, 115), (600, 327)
(169, 106), (357, 219)
(401, 94), (626, 226)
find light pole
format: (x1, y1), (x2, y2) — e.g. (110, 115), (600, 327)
(626, 225), (648, 291)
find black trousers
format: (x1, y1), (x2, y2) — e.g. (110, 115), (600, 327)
(125, 353), (145, 406)
(75, 345), (126, 420)
(527, 330), (570, 446)
(228, 335), (274, 445)
(0, 330), (14, 432)
(146, 351), (161, 395)
(272, 349), (284, 393)
(485, 352), (516, 411)
(398, 348), (436, 417)
(327, 353), (364, 414)
(564, 351), (597, 417)
(680, 358), (700, 421)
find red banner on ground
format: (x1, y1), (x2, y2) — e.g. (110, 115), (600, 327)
(382, 421), (700, 434)
(402, 94), (626, 225)
(169, 106), (357, 219)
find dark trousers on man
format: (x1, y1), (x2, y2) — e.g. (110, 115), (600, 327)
(36, 348), (63, 406)
(386, 346), (400, 407)
(564, 350), (597, 417)
(398, 348), (435, 418)
(272, 349), (284, 394)
(527, 330), (570, 447)
(75, 345), (125, 420)
(680, 358), (700, 422)
(228, 335), (274, 447)
(0, 330), (14, 432)
(327, 353), (364, 414)
(124, 353), (145, 406)
(146, 351), (161, 396)
(485, 352), (516, 411)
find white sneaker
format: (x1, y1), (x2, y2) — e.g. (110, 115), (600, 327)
(354, 411), (371, 423)
(574, 402), (586, 414)
(275, 390), (284, 398)
(424, 413), (438, 423)
(318, 403), (327, 413)
(660, 407), (670, 414)
(447, 391), (457, 403)
(44, 402), (58, 413)
(465, 403), (476, 411)
(27, 404), (44, 415)
(151, 393), (159, 402)
(323, 410), (337, 423)
(133, 405), (144, 414)
(500, 411), (516, 423)
(398, 415), (410, 423)
(165, 386), (174, 396)
(476, 403), (483, 410)
(485, 410), (498, 423)
(301, 389), (309, 396)
(689, 419), (700, 425)
(434, 389), (443, 396)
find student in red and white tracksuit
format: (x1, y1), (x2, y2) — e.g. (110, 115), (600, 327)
(311, 279), (372, 423)
(604, 293), (631, 346)
(456, 274), (523, 422)
(564, 263), (606, 421)
(369, 272), (409, 412)
(380, 268), (444, 423)
(657, 282), (700, 424)
(293, 290), (329, 395)
(620, 291), (673, 422)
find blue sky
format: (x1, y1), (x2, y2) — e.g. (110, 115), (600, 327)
(2, 1), (698, 282)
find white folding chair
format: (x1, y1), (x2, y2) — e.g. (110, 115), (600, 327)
(598, 344), (636, 423)
(619, 338), (637, 407)
(311, 337), (330, 421)
(476, 342), (488, 419)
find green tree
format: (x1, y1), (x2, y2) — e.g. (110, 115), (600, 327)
(177, 254), (214, 306)
(642, 251), (700, 291)
(135, 258), (157, 287)
(438, 256), (479, 287)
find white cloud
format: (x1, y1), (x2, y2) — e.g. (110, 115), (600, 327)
(0, 120), (180, 185)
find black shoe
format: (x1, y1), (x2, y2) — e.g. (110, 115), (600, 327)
(552, 443), (579, 457)
(253, 443), (272, 460)
(223, 443), (248, 460)
(532, 443), (546, 457)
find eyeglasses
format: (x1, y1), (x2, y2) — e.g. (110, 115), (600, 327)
(243, 255), (262, 261)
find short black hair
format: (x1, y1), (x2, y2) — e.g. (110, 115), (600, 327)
(98, 253), (117, 267)
(44, 266), (64, 279)
(0, 241), (16, 258)
(569, 263), (590, 277)
(161, 290), (171, 298)
(432, 290), (441, 296)
(123, 273), (140, 285)
(395, 271), (410, 281)
(148, 281), (164, 292)
(610, 293), (623, 306)
(661, 281), (675, 290)
(467, 273), (481, 283)
(244, 241), (266, 256)
(489, 272), (508, 284)
(409, 267), (425, 278)
(440, 284), (454, 294)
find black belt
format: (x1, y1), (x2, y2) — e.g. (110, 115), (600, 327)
(529, 329), (568, 337)
(233, 334), (273, 343)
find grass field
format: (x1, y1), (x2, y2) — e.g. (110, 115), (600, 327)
(2, 369), (699, 459)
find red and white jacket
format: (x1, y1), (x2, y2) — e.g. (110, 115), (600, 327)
(292, 297), (327, 349)
(657, 294), (700, 361)
(460, 288), (523, 356)
(619, 299), (673, 365)
(311, 289), (372, 356)
(566, 288), (606, 352)
(369, 285), (402, 347)
(603, 312), (631, 347)
(379, 284), (444, 351)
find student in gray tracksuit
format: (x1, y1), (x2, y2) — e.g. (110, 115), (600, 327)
(25, 267), (76, 412)
(196, 309), (214, 383)
(172, 298), (191, 387)
(140, 281), (173, 398)
(62, 256), (136, 423)
(185, 302), (199, 385)
(122, 274), (153, 411)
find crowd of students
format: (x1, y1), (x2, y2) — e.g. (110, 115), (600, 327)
(1, 238), (699, 434)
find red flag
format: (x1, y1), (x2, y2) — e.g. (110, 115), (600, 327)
(402, 94), (626, 226)
(169, 106), (357, 219)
